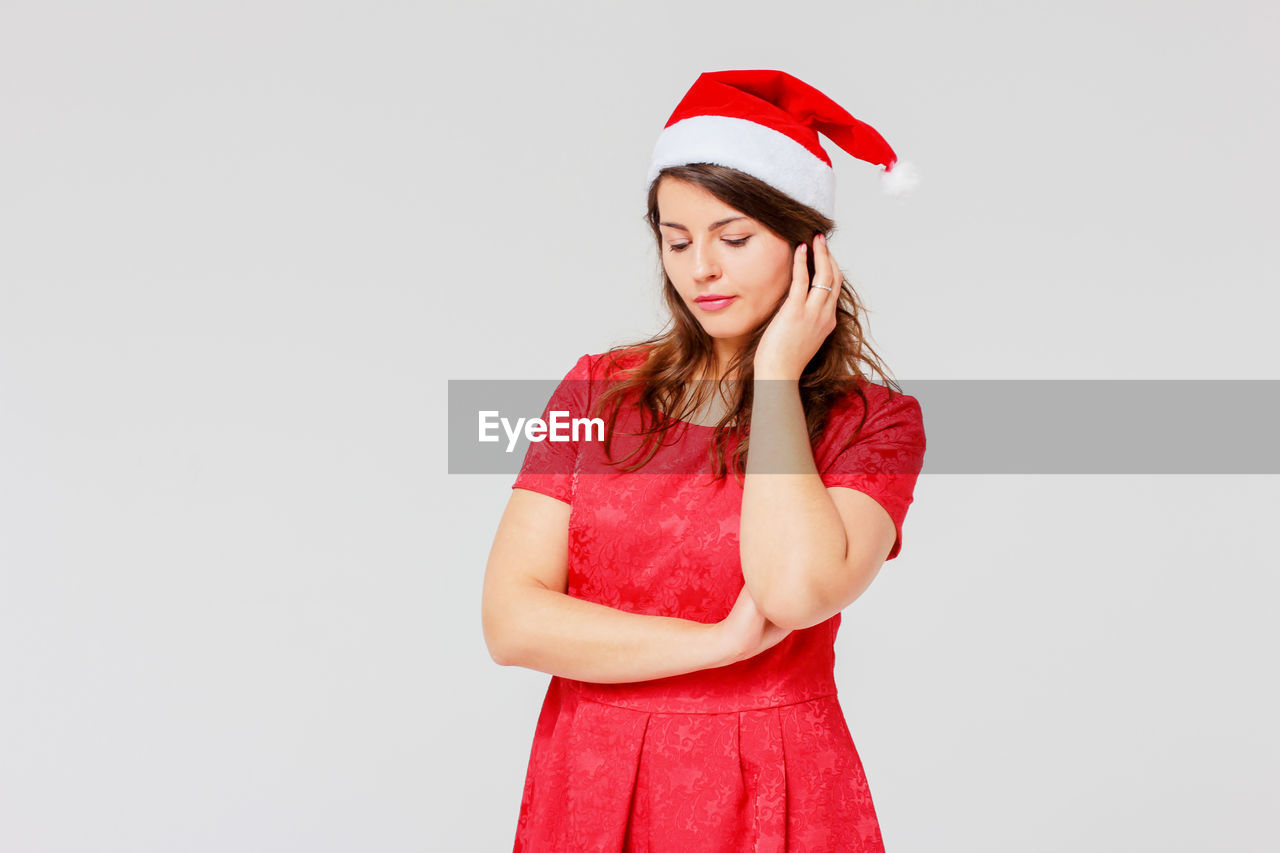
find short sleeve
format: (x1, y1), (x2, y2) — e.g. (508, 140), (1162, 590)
(510, 353), (596, 506)
(817, 387), (926, 561)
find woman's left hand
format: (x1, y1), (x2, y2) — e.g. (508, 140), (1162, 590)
(755, 233), (842, 381)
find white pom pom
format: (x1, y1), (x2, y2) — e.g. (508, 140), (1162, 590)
(881, 159), (920, 198)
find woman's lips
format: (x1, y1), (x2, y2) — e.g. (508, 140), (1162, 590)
(695, 296), (736, 311)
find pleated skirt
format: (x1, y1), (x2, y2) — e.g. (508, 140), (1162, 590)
(513, 676), (885, 852)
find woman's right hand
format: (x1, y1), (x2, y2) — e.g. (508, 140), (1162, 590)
(714, 584), (794, 666)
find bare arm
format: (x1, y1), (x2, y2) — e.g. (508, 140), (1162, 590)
(482, 488), (741, 684)
(740, 376), (893, 631)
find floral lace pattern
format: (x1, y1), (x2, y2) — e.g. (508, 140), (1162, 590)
(509, 348), (926, 851)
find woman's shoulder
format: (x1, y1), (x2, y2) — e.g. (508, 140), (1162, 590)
(811, 378), (925, 469)
(827, 376), (923, 428)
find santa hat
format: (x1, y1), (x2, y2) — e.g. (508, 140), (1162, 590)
(645, 69), (918, 218)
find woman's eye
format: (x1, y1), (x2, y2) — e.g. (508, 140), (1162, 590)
(667, 237), (750, 253)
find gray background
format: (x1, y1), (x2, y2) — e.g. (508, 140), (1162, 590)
(1, 1), (1277, 851)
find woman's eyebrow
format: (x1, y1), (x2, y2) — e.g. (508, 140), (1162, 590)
(658, 216), (747, 232)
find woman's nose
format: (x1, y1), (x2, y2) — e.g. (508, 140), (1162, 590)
(692, 247), (720, 279)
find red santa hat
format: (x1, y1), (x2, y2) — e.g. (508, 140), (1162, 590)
(645, 69), (918, 218)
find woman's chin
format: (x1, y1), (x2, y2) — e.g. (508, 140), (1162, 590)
(700, 325), (748, 340)
(695, 315), (753, 336)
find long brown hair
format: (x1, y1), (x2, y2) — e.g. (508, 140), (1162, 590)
(590, 163), (904, 483)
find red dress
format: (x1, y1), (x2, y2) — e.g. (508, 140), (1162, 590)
(509, 347), (926, 852)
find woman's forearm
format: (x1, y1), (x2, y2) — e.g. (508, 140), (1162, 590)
(740, 376), (848, 630)
(492, 583), (732, 683)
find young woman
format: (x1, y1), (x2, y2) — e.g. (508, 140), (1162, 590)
(482, 70), (926, 852)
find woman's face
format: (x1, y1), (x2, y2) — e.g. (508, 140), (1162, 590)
(656, 178), (795, 358)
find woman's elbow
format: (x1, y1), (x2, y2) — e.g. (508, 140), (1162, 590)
(756, 583), (836, 632)
(481, 593), (522, 667)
